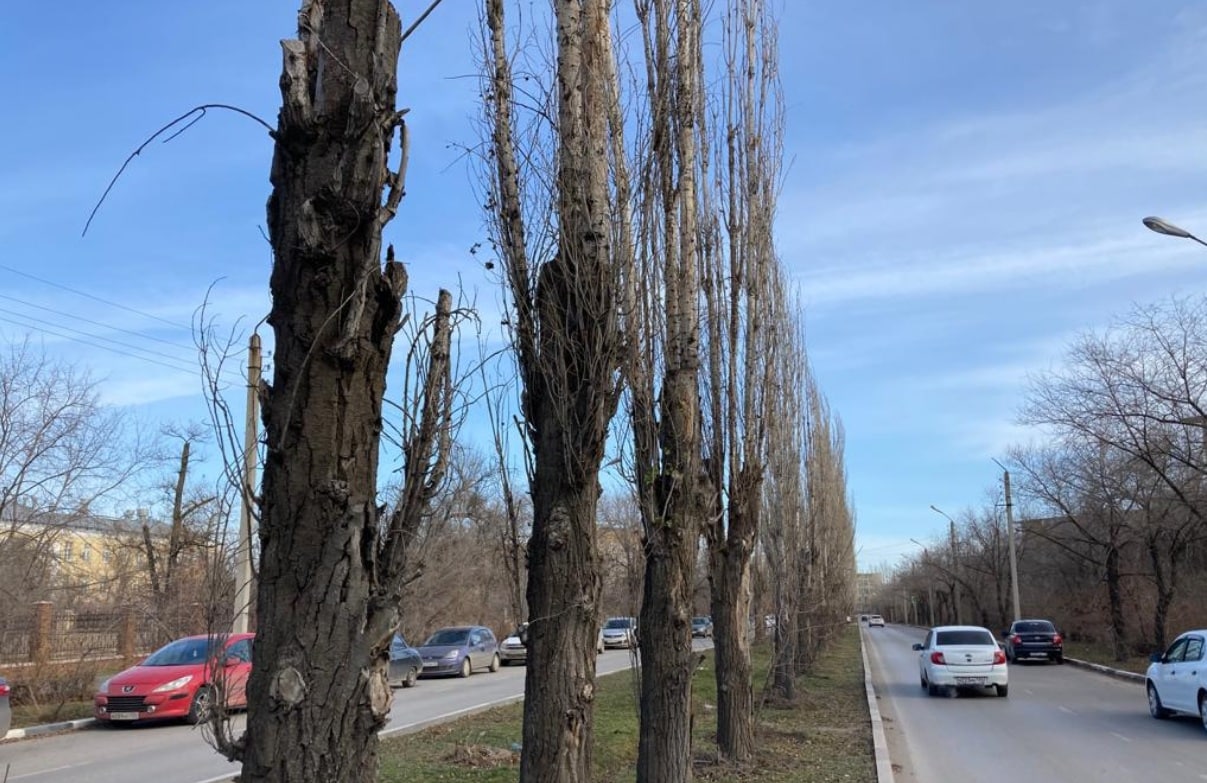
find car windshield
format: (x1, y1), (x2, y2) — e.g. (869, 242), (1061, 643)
(142, 637), (221, 666)
(1013, 621), (1055, 633)
(424, 629), (469, 646)
(936, 630), (995, 646)
(604, 618), (633, 629)
(391, 634), (410, 649)
(692, 618), (707, 626)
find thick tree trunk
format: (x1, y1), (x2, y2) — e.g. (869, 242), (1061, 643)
(708, 511), (756, 761)
(517, 1), (619, 780)
(240, 2), (408, 781)
(1104, 545), (1128, 661)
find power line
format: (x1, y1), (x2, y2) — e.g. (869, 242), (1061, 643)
(0, 314), (198, 376)
(0, 262), (190, 330)
(0, 306), (197, 370)
(0, 292), (195, 350)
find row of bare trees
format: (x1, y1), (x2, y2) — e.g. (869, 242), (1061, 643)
(882, 297), (1207, 660)
(46, 0), (852, 780)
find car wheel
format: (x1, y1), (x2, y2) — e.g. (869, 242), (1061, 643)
(403, 666), (418, 688)
(1199, 693), (1207, 733)
(1147, 683), (1170, 719)
(1055, 654), (1064, 665)
(920, 674), (927, 690)
(460, 658), (472, 678)
(186, 685), (214, 725)
(926, 680), (940, 697)
(489, 654), (500, 673)
(996, 684), (1008, 698)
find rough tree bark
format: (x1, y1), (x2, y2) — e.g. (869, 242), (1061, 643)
(628, 1), (704, 780)
(232, 2), (457, 781)
(483, 0), (624, 780)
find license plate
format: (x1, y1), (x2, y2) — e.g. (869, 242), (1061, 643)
(955, 677), (984, 685)
(422, 662), (438, 668)
(109, 711), (141, 721)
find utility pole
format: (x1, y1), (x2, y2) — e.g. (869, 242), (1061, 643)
(949, 519), (961, 624)
(1002, 468), (1022, 623)
(233, 333), (261, 634)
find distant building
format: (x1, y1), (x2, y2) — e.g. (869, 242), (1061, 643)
(856, 571), (884, 611)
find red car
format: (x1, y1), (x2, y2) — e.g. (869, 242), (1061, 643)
(94, 633), (254, 724)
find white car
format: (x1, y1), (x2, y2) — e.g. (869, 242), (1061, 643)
(1145, 628), (1207, 730)
(913, 625), (1008, 697)
(868, 615), (885, 628)
(601, 616), (638, 649)
(499, 624), (529, 666)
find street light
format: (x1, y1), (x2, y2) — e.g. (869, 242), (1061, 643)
(1143, 216), (1207, 248)
(908, 538), (937, 627)
(929, 505), (962, 624)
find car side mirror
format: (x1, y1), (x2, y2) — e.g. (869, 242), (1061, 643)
(1149, 652), (1163, 664)
(911, 643), (923, 651)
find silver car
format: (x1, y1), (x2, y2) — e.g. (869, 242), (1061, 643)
(601, 616), (638, 649)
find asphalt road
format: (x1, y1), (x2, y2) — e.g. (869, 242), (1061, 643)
(0, 642), (710, 783)
(864, 624), (1207, 783)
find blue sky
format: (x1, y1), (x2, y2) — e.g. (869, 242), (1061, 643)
(4, 2), (1207, 569)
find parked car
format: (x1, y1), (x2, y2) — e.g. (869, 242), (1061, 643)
(691, 616), (714, 638)
(1002, 619), (1063, 664)
(94, 632), (254, 724)
(499, 623), (529, 666)
(388, 633), (422, 688)
(0, 676), (10, 737)
(868, 615), (885, 628)
(601, 617), (638, 649)
(1145, 628), (1207, 731)
(417, 626), (499, 678)
(913, 625), (1008, 697)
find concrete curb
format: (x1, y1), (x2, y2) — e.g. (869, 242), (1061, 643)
(1063, 656), (1145, 684)
(3, 716), (96, 741)
(859, 629), (895, 783)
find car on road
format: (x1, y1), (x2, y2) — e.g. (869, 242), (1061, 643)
(499, 623), (529, 666)
(868, 614), (885, 628)
(913, 625), (1009, 697)
(1002, 619), (1063, 664)
(0, 676), (10, 737)
(691, 616), (713, 638)
(1145, 628), (1207, 731)
(417, 625), (499, 678)
(498, 622), (606, 665)
(601, 616), (638, 649)
(94, 632), (254, 724)
(388, 632), (423, 688)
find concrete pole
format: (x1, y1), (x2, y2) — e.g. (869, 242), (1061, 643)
(232, 334), (261, 634)
(949, 519), (962, 624)
(1003, 469), (1022, 623)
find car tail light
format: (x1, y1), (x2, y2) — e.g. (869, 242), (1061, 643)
(930, 651), (946, 665)
(1011, 634), (1023, 645)
(1052, 634), (1063, 645)
(993, 650), (1006, 665)
(0, 682), (9, 697)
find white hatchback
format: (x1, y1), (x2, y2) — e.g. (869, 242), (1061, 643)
(913, 625), (1009, 697)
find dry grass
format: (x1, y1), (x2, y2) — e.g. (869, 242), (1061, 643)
(378, 625), (875, 782)
(1063, 640), (1151, 675)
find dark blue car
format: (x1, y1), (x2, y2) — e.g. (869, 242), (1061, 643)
(388, 633), (423, 688)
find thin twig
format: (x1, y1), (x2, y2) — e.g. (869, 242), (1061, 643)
(83, 104), (273, 237)
(403, 0), (448, 42)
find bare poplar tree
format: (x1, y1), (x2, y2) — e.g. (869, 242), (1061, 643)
(699, 0), (784, 761)
(622, 0), (706, 778)
(229, 3), (460, 781)
(482, 0), (625, 779)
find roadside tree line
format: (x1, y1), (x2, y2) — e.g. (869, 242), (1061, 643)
(882, 296), (1207, 659)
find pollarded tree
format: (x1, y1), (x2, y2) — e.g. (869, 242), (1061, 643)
(229, 3), (461, 781)
(481, 0), (626, 779)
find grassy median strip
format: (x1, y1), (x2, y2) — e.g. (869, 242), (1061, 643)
(379, 625), (875, 783)
(1062, 641), (1150, 675)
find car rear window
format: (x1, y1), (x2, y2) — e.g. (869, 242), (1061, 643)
(936, 630), (995, 646)
(1014, 621), (1055, 633)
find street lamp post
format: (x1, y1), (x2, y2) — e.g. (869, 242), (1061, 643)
(910, 539), (938, 627)
(929, 505), (962, 624)
(1143, 216), (1207, 248)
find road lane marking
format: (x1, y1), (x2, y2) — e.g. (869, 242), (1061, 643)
(1109, 732), (1132, 743)
(10, 765), (88, 781)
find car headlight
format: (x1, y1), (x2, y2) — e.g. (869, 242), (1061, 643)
(98, 679), (111, 693)
(443, 650), (460, 660)
(152, 675), (195, 693)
